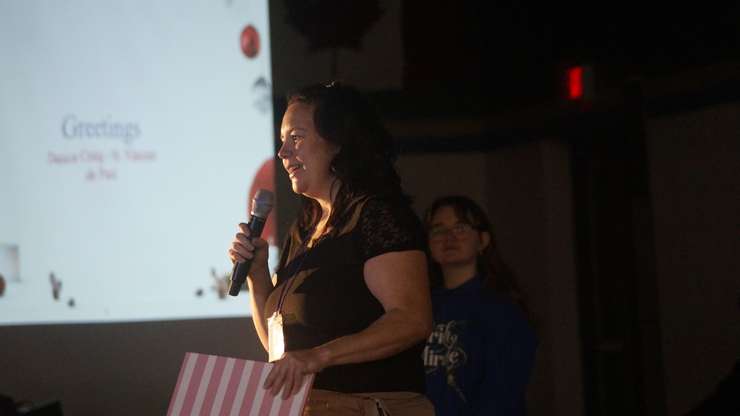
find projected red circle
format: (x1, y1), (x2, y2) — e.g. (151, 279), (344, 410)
(240, 25), (260, 59)
(248, 158), (276, 245)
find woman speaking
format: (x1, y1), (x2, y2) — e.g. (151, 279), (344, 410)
(228, 82), (434, 415)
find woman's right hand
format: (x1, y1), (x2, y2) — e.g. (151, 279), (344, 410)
(228, 223), (269, 275)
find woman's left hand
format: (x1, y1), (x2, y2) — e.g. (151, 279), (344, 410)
(263, 349), (328, 398)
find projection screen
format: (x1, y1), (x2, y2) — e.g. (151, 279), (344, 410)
(0, 0), (277, 325)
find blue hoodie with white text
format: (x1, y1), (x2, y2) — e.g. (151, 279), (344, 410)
(423, 275), (537, 416)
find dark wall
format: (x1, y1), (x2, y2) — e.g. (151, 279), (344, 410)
(0, 319), (265, 415)
(647, 102), (740, 415)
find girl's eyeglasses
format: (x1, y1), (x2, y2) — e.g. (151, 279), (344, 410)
(428, 223), (476, 241)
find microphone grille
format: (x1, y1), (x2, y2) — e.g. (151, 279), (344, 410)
(251, 189), (274, 218)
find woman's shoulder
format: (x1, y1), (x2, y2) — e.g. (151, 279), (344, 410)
(358, 195), (419, 226)
(358, 195), (423, 236)
(352, 194), (425, 260)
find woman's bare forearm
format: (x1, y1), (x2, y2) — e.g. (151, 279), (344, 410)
(313, 308), (431, 368)
(247, 266), (273, 352)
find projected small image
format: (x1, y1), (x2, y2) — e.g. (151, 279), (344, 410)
(252, 76), (272, 114)
(240, 24), (260, 58)
(195, 268), (230, 299)
(0, 244), (20, 284)
(211, 267), (229, 299)
(49, 272), (62, 301)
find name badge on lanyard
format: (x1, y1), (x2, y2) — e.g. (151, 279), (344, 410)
(267, 268), (299, 362)
(267, 239), (310, 362)
(267, 310), (285, 362)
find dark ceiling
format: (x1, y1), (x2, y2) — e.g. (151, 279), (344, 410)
(402, 1), (740, 108)
(278, 1), (740, 118)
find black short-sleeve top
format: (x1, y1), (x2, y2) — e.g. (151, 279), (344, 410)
(264, 195), (426, 393)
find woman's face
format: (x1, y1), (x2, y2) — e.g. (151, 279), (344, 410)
(428, 205), (489, 268)
(278, 102), (339, 199)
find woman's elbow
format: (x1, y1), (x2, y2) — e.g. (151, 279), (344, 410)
(397, 307), (432, 343)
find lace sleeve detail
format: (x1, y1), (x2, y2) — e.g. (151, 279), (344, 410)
(357, 197), (425, 262)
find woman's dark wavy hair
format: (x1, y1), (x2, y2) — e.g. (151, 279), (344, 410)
(286, 81), (409, 236)
(424, 195), (530, 317)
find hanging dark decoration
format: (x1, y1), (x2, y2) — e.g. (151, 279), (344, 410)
(283, 0), (384, 51)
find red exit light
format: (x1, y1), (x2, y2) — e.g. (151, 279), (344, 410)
(567, 66), (584, 100)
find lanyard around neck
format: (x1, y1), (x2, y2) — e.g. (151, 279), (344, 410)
(275, 236), (311, 313)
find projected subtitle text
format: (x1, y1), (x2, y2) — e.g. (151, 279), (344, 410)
(47, 149), (157, 182)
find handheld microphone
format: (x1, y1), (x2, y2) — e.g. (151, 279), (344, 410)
(229, 189), (274, 296)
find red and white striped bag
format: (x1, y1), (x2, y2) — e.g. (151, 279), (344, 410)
(168, 352), (314, 416)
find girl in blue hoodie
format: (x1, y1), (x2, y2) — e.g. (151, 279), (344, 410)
(423, 196), (537, 416)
